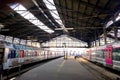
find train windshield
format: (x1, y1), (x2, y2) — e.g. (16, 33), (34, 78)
(112, 48), (120, 61)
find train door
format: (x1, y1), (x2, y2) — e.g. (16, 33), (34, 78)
(88, 49), (91, 60)
(105, 45), (113, 67)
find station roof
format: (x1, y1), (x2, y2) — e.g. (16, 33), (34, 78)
(0, 0), (120, 43)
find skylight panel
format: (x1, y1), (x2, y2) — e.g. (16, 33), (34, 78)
(24, 12), (35, 20)
(9, 3), (54, 34)
(106, 20), (113, 28)
(31, 0), (52, 22)
(44, 29), (54, 33)
(43, 0), (68, 32)
(115, 13), (120, 21)
(31, 20), (39, 25)
(44, 0), (60, 20)
(109, 33), (114, 36)
(39, 25), (49, 30)
(118, 29), (120, 32)
(20, 11), (29, 17)
(11, 3), (27, 14)
(50, 11), (59, 19)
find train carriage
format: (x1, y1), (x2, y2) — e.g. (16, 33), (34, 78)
(83, 41), (120, 71)
(90, 47), (97, 62)
(2, 42), (14, 69)
(0, 40), (62, 71)
(110, 42), (120, 71)
(95, 45), (106, 66)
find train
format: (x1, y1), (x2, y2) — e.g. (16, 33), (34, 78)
(0, 41), (62, 70)
(82, 41), (120, 71)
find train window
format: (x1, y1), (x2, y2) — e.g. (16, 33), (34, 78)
(13, 50), (15, 58)
(113, 53), (120, 61)
(96, 50), (104, 58)
(18, 50), (20, 58)
(15, 50), (18, 58)
(25, 51), (28, 57)
(7, 49), (11, 59)
(11, 50), (13, 58)
(0, 49), (4, 52)
(112, 48), (120, 61)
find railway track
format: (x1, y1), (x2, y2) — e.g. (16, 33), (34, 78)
(77, 58), (120, 80)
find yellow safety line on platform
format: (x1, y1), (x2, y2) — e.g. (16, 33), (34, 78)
(57, 60), (66, 72)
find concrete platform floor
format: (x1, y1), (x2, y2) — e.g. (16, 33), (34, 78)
(15, 57), (99, 80)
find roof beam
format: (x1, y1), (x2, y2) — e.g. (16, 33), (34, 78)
(77, 0), (81, 26)
(85, 0), (100, 27)
(79, 0), (111, 13)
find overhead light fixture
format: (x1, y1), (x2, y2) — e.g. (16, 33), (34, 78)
(55, 28), (74, 30)
(9, 3), (54, 34)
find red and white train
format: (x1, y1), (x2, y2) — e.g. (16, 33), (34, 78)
(0, 41), (62, 70)
(82, 42), (120, 71)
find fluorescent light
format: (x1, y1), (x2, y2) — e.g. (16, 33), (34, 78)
(55, 28), (74, 30)
(43, 0), (68, 32)
(9, 3), (54, 34)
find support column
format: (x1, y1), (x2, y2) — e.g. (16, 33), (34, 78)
(114, 26), (118, 42)
(104, 28), (107, 44)
(94, 30), (97, 47)
(0, 48), (4, 80)
(87, 42), (92, 48)
(94, 40), (97, 47)
(0, 64), (2, 80)
(92, 42), (94, 47)
(99, 38), (101, 46)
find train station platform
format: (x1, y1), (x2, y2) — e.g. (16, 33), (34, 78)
(14, 57), (119, 80)
(14, 57), (98, 80)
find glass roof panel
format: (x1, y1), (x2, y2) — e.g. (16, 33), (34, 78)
(24, 12), (35, 20)
(118, 29), (120, 32)
(38, 25), (49, 30)
(43, 0), (68, 32)
(108, 29), (120, 38)
(31, 20), (38, 25)
(106, 20), (113, 28)
(41, 35), (88, 47)
(45, 29), (54, 33)
(115, 13), (120, 21)
(9, 3), (54, 34)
